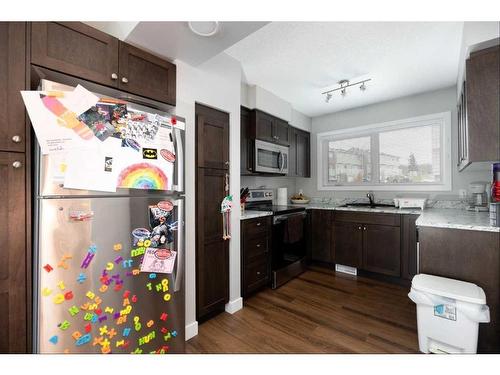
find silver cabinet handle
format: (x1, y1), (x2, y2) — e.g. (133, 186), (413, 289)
(12, 161), (22, 169)
(358, 226), (362, 230)
(121, 77), (129, 84)
(256, 271), (261, 275)
(256, 222), (261, 226)
(256, 244), (261, 248)
(363, 227), (367, 230)
(111, 73), (118, 80)
(11, 135), (22, 143)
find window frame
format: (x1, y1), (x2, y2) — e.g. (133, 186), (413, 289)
(317, 111), (452, 191)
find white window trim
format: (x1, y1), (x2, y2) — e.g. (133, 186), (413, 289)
(316, 111), (452, 191)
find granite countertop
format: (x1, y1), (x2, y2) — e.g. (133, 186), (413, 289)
(240, 202), (498, 232)
(415, 208), (498, 233)
(240, 210), (273, 220)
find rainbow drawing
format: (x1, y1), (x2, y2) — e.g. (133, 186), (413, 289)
(117, 163), (168, 190)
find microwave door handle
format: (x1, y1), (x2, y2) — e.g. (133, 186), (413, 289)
(280, 151), (285, 172)
(278, 151), (283, 172)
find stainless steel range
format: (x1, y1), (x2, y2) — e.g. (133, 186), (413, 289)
(245, 189), (308, 288)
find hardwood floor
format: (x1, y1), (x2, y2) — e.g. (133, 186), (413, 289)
(186, 266), (419, 353)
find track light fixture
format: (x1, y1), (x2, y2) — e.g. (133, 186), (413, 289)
(322, 78), (371, 103)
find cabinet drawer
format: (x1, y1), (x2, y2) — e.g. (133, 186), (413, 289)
(245, 236), (269, 263)
(243, 217), (270, 238)
(334, 211), (401, 227)
(245, 260), (269, 292)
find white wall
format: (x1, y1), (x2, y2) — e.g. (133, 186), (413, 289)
(175, 53), (242, 340)
(296, 86), (491, 200)
(241, 83), (312, 131)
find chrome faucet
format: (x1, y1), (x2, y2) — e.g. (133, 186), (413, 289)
(367, 192), (375, 206)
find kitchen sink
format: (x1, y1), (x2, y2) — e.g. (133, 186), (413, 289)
(340, 202), (396, 208)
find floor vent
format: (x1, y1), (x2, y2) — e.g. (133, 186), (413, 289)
(335, 264), (357, 276)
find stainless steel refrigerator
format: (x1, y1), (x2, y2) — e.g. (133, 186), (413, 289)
(32, 71), (185, 354)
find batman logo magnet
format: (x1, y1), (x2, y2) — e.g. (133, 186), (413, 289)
(142, 148), (158, 159)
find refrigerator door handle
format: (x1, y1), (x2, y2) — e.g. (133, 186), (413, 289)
(172, 127), (184, 193)
(173, 198), (184, 292)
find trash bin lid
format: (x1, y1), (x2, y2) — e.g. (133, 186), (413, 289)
(411, 274), (486, 304)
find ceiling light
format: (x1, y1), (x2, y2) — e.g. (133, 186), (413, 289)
(188, 21), (220, 37)
(322, 78), (371, 103)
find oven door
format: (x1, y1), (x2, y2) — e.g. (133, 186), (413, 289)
(254, 140), (288, 174)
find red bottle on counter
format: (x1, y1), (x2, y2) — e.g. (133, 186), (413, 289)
(492, 163), (500, 202)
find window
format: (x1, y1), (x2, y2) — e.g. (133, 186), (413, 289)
(317, 112), (451, 191)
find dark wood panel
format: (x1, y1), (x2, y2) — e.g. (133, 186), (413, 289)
(240, 106), (253, 174)
(196, 104), (230, 170)
(250, 110), (275, 144)
(295, 129), (310, 177)
(466, 45), (500, 163)
(310, 210), (333, 263)
(187, 266), (418, 353)
(243, 217), (269, 238)
(334, 211), (401, 227)
(0, 22), (26, 152)
(401, 215), (418, 280)
(419, 227), (500, 353)
(274, 118), (289, 146)
(118, 42), (176, 105)
(0, 152), (26, 353)
(287, 127), (297, 177)
(196, 168), (229, 320)
(31, 22), (119, 87)
(244, 235), (269, 263)
(244, 259), (270, 295)
(362, 224), (401, 277)
(332, 221), (363, 268)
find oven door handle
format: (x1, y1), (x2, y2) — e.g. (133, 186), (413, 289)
(273, 211), (307, 225)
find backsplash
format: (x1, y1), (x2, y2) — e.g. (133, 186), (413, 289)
(307, 196), (470, 209)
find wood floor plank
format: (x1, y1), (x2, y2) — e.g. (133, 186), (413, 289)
(186, 268), (419, 353)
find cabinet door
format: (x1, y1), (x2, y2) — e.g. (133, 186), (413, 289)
(401, 215), (418, 280)
(362, 224), (401, 277)
(287, 127), (297, 177)
(196, 104), (230, 170)
(273, 118), (289, 146)
(332, 222), (362, 268)
(466, 46), (500, 163)
(31, 22), (119, 87)
(0, 152), (26, 353)
(119, 42), (176, 106)
(196, 168), (229, 320)
(296, 129), (310, 177)
(0, 23), (26, 153)
(253, 110), (275, 143)
(311, 210), (332, 263)
(240, 107), (253, 174)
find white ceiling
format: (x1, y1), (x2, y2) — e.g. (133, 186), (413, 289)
(86, 21), (269, 66)
(226, 22), (464, 117)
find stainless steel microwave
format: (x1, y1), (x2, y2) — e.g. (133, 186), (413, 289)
(254, 139), (288, 174)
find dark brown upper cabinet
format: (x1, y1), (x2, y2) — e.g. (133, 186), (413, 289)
(196, 104), (230, 170)
(249, 109), (289, 146)
(240, 106), (253, 175)
(0, 22), (26, 153)
(459, 45), (500, 170)
(31, 22), (120, 88)
(119, 42), (176, 106)
(30, 22), (177, 106)
(288, 126), (311, 177)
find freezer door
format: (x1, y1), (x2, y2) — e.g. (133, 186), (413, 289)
(37, 122), (184, 197)
(35, 196), (184, 354)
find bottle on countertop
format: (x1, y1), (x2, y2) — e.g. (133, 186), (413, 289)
(489, 163), (500, 227)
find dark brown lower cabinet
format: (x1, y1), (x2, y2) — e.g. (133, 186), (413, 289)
(401, 214), (418, 280)
(332, 221), (363, 268)
(362, 224), (400, 277)
(419, 227), (500, 353)
(310, 210), (333, 263)
(0, 152), (26, 353)
(241, 217), (272, 297)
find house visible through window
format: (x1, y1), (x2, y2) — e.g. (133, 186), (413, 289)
(317, 112), (451, 191)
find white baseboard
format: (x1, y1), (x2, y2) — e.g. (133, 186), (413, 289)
(185, 321), (198, 341)
(225, 297), (243, 314)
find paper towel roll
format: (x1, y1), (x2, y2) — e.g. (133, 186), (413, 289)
(277, 187), (288, 206)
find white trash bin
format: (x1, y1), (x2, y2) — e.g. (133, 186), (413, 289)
(408, 274), (490, 354)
